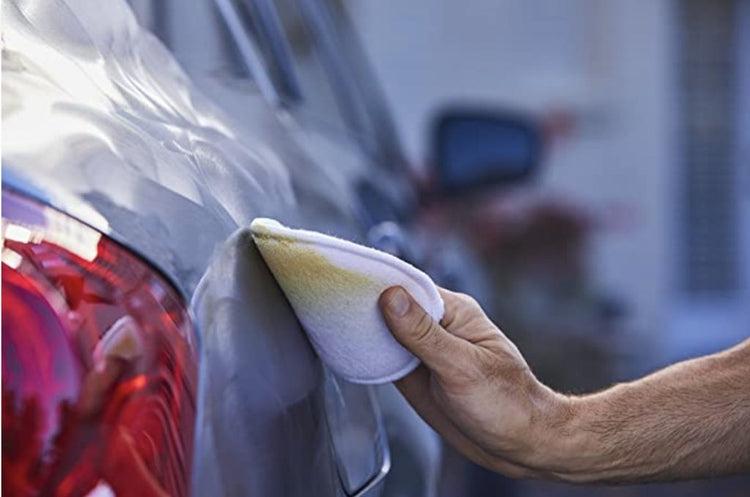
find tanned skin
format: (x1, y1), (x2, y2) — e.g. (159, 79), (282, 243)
(379, 286), (750, 483)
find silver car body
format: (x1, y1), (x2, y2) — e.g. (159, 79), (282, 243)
(2, 0), (427, 495)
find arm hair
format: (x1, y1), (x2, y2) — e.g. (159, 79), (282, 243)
(546, 338), (750, 483)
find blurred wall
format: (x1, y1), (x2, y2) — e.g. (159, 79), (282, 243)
(349, 0), (748, 371)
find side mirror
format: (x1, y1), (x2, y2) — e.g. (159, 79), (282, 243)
(432, 109), (541, 195)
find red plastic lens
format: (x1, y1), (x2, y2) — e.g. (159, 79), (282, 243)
(2, 193), (198, 497)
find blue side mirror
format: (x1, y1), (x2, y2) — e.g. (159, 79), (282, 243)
(433, 109), (541, 195)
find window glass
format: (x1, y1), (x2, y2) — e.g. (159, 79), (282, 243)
(273, 0), (350, 135)
(308, 0), (406, 169)
(129, 0), (259, 91)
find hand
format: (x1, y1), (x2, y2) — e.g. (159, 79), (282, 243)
(379, 286), (575, 478)
(380, 287), (750, 483)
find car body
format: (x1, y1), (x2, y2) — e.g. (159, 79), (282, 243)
(2, 0), (441, 495)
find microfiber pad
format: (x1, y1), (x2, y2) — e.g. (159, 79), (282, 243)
(250, 218), (444, 384)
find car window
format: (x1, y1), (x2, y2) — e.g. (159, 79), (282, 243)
(221, 0), (301, 102)
(316, 0), (406, 170)
(212, 0), (406, 172)
(272, 0), (351, 135)
(129, 0), (260, 93)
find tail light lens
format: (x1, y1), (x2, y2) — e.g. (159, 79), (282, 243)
(2, 190), (198, 497)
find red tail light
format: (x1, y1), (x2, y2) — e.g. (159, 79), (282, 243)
(2, 190), (198, 497)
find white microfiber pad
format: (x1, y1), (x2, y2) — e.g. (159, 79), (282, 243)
(250, 218), (444, 384)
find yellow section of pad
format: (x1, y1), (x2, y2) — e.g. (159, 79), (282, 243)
(253, 235), (380, 307)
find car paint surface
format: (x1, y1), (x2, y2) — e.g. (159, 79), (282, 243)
(5, 0), (300, 294)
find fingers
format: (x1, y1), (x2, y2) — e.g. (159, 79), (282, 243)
(436, 287), (490, 340)
(395, 366), (492, 465)
(379, 286), (470, 372)
(437, 287), (483, 321)
(396, 366), (535, 479)
(436, 287), (520, 352)
(382, 287), (539, 480)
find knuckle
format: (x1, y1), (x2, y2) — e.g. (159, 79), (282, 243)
(454, 291), (479, 310)
(457, 295), (485, 320)
(441, 292), (484, 329)
(460, 293), (478, 307)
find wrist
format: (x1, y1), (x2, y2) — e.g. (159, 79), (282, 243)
(521, 387), (599, 479)
(530, 391), (615, 482)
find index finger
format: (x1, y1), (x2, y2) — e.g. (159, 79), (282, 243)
(437, 287), (492, 342)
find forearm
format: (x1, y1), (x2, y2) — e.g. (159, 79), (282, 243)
(379, 286), (750, 484)
(537, 339), (750, 483)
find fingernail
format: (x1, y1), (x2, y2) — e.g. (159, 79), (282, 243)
(386, 288), (410, 317)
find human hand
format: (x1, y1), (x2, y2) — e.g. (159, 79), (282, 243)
(379, 286), (575, 478)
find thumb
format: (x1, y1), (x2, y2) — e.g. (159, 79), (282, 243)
(379, 286), (468, 372)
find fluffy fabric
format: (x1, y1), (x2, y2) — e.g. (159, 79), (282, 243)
(250, 218), (444, 384)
